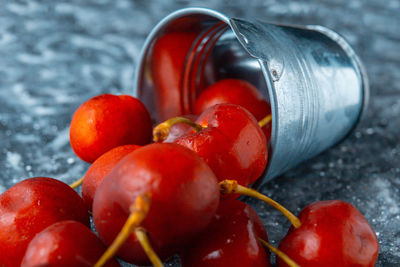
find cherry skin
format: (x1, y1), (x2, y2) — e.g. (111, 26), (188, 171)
(181, 199), (271, 267)
(163, 114), (197, 143)
(69, 94), (152, 163)
(82, 144), (141, 211)
(0, 177), (90, 267)
(174, 103), (267, 187)
(21, 220), (120, 267)
(93, 143), (220, 265)
(195, 79), (272, 141)
(277, 200), (379, 267)
(151, 32), (199, 121)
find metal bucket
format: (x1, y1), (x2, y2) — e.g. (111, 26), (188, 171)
(134, 7), (368, 183)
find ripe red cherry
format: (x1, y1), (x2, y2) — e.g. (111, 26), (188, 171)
(181, 199), (271, 267)
(277, 200), (379, 267)
(195, 79), (272, 141)
(69, 94), (152, 163)
(172, 104), (267, 187)
(21, 220), (120, 267)
(0, 177), (90, 267)
(93, 143), (220, 265)
(151, 32), (199, 121)
(82, 144), (141, 211)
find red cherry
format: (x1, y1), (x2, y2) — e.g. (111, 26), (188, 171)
(93, 143), (220, 266)
(69, 94), (152, 163)
(172, 104), (267, 187)
(21, 220), (120, 267)
(181, 199), (271, 267)
(0, 177), (90, 267)
(195, 79), (272, 141)
(151, 32), (199, 121)
(277, 200), (379, 267)
(82, 144), (141, 211)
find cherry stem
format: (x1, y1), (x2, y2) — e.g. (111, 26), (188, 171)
(94, 193), (152, 267)
(153, 117), (203, 142)
(69, 176), (84, 189)
(219, 180), (301, 228)
(258, 238), (300, 267)
(258, 114), (272, 128)
(134, 227), (164, 267)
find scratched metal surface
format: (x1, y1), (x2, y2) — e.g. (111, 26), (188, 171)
(0, 0), (399, 266)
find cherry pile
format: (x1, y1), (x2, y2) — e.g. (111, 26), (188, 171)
(1, 77), (379, 266)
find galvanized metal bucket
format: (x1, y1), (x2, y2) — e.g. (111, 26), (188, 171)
(134, 8), (368, 184)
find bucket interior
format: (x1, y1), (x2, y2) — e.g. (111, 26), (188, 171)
(136, 12), (271, 123)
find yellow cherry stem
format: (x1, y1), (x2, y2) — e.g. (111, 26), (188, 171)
(153, 117), (203, 142)
(94, 193), (152, 267)
(258, 238), (300, 267)
(134, 227), (164, 267)
(258, 114), (272, 128)
(219, 180), (301, 229)
(69, 176), (84, 189)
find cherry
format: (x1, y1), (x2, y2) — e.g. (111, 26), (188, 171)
(21, 220), (120, 267)
(151, 32), (199, 121)
(277, 200), (379, 267)
(69, 94), (152, 163)
(154, 104), (268, 187)
(0, 177), (90, 267)
(195, 79), (272, 141)
(181, 199), (271, 267)
(81, 144), (141, 211)
(93, 143), (220, 266)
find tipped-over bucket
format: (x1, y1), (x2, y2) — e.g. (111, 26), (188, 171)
(134, 8), (368, 184)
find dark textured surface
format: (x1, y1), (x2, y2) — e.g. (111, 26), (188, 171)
(0, 0), (399, 266)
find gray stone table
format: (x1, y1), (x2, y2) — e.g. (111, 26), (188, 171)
(0, 0), (399, 266)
